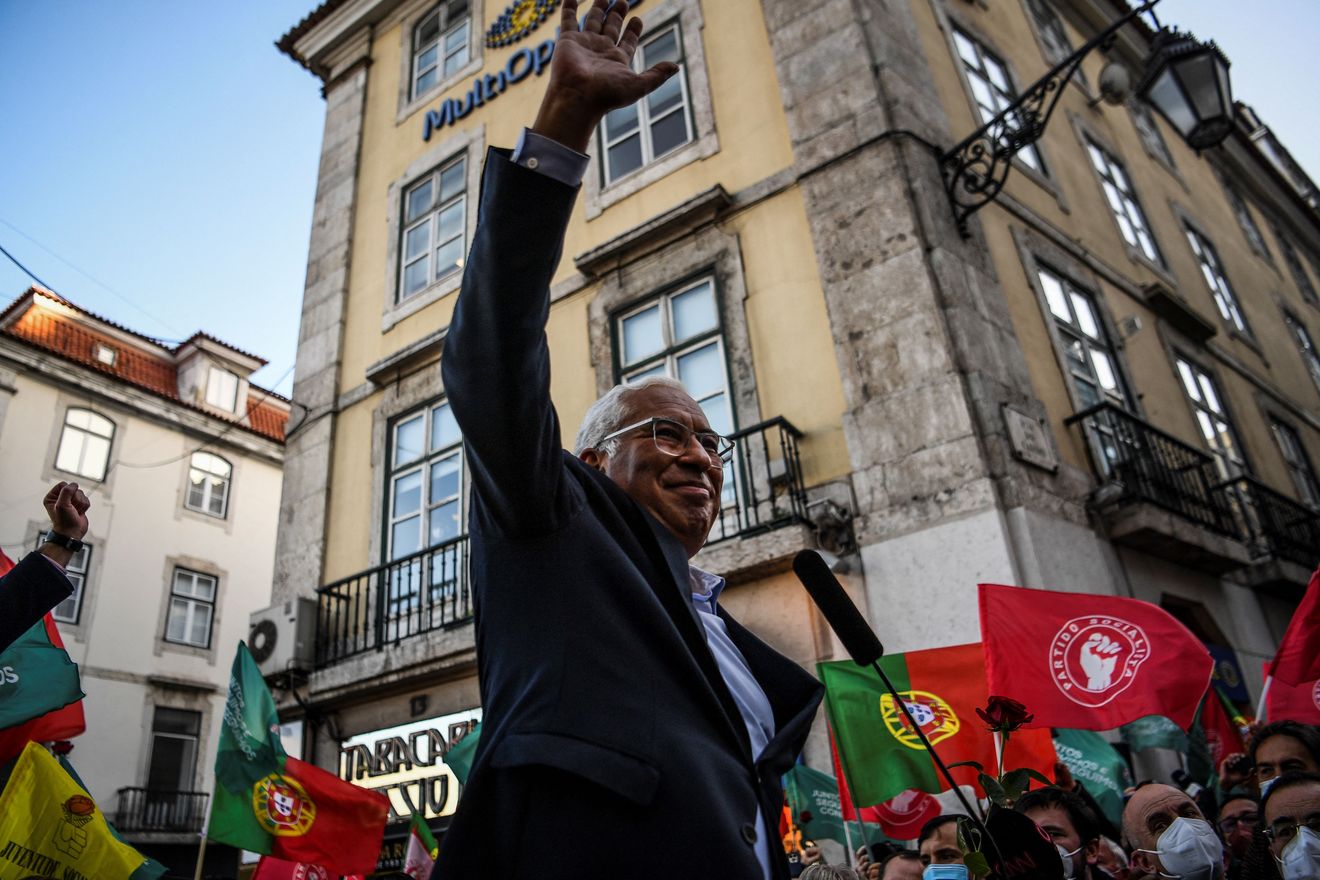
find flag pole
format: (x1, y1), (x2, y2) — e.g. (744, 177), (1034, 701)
(192, 809), (210, 880)
(829, 722), (863, 868)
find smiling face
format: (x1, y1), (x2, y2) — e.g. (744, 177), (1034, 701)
(579, 384), (722, 558)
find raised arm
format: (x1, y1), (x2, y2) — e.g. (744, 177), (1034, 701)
(441, 0), (677, 534)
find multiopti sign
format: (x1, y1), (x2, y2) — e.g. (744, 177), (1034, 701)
(338, 708), (481, 821)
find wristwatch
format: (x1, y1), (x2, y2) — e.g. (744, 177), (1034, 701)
(40, 530), (85, 554)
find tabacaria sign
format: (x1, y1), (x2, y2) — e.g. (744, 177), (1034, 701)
(338, 708), (482, 821)
(422, 0), (647, 141)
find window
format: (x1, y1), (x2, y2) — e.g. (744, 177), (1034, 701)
(1038, 267), (1132, 412)
(147, 707), (200, 792)
(952, 28), (1043, 172)
(1271, 419), (1320, 509)
(616, 278), (732, 436)
(1130, 101), (1174, 167)
(1024, 0), (1083, 84)
(1176, 356), (1246, 479)
(95, 344), (116, 366)
(601, 22), (693, 185)
(55, 408), (113, 481)
(1284, 310), (1320, 395)
(1185, 227), (1249, 335)
(411, 0), (470, 100)
(165, 569), (217, 648)
(205, 368), (239, 412)
(1087, 140), (1162, 265)
(1222, 181), (1270, 259)
(399, 155), (467, 302)
(35, 538), (91, 624)
(1276, 229), (1319, 306)
(186, 452), (232, 518)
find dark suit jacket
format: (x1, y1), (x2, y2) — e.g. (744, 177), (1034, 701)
(436, 149), (823, 878)
(0, 552), (73, 653)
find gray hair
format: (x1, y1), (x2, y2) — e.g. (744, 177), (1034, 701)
(572, 376), (687, 455)
(800, 865), (862, 880)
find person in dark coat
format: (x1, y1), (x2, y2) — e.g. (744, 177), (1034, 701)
(0, 481), (89, 652)
(435, 1), (823, 876)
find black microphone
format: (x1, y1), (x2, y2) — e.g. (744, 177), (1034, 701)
(792, 550), (883, 666)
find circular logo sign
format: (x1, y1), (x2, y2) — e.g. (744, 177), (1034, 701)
(253, 773), (317, 837)
(878, 690), (960, 750)
(1049, 616), (1151, 707)
(485, 0), (559, 48)
(293, 866), (331, 880)
(1312, 680), (1320, 712)
(874, 790), (941, 841)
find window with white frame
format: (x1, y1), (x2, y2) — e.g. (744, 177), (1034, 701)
(1276, 229), (1319, 306)
(146, 707), (201, 796)
(1130, 101), (1174, 167)
(1185, 226), (1249, 335)
(386, 400), (464, 619)
(34, 537), (91, 624)
(205, 368), (239, 412)
(1270, 418), (1320, 510)
(601, 22), (693, 185)
(411, 0), (471, 100)
(1222, 181), (1270, 259)
(399, 155), (467, 302)
(55, 408), (114, 481)
(1038, 267), (1132, 412)
(1176, 355), (1247, 480)
(952, 27), (1043, 173)
(1284, 310), (1320, 395)
(165, 569), (217, 648)
(186, 452), (232, 518)
(1086, 140), (1162, 265)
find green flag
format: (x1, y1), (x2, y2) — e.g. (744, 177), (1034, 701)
(1052, 729), (1133, 829)
(0, 619), (84, 728)
(1119, 715), (1188, 753)
(783, 764), (887, 848)
(446, 721), (481, 784)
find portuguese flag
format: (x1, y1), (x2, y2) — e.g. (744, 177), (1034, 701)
(819, 643), (1056, 807)
(208, 643), (388, 875)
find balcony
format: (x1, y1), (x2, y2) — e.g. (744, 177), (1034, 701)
(1215, 475), (1320, 594)
(313, 418), (812, 669)
(114, 788), (208, 834)
(1065, 403), (1250, 572)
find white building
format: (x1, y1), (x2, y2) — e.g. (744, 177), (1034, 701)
(0, 287), (288, 877)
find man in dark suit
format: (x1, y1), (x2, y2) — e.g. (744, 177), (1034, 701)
(0, 481), (90, 652)
(437, 1), (823, 876)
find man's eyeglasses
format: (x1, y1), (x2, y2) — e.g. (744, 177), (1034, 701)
(1264, 815), (1320, 843)
(1218, 813), (1258, 833)
(598, 417), (735, 468)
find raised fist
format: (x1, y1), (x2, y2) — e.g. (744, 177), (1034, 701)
(1079, 633), (1121, 690)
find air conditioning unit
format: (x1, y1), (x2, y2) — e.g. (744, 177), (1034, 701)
(249, 599), (316, 677)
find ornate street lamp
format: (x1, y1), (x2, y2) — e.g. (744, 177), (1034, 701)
(940, 0), (1235, 237)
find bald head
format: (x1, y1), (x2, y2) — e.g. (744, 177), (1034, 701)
(1122, 784), (1205, 875)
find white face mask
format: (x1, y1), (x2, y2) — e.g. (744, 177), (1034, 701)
(1057, 843), (1083, 880)
(1137, 817), (1224, 880)
(1262, 777), (1280, 798)
(1275, 826), (1320, 880)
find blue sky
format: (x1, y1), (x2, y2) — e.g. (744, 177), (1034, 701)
(1, 1), (1316, 397)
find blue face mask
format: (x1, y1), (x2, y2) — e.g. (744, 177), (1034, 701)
(924, 865), (970, 880)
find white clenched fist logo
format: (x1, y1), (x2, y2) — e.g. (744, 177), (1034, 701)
(1079, 633), (1122, 690)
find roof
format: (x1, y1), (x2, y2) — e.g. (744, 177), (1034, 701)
(0, 288), (288, 443)
(276, 0), (348, 72)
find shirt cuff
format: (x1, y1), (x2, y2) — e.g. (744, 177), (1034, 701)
(38, 551), (66, 574)
(511, 128), (590, 188)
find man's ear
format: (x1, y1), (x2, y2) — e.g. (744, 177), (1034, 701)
(579, 448), (607, 472)
(1130, 849), (1156, 876)
(1084, 839), (1101, 866)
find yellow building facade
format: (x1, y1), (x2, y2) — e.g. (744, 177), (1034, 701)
(272, 0), (1318, 858)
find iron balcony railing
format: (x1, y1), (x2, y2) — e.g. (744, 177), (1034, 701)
(1064, 402), (1239, 537)
(114, 788), (208, 833)
(1213, 476), (1320, 569)
(707, 416), (811, 545)
(316, 533), (470, 666)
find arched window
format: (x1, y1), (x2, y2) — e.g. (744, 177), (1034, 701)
(186, 452), (232, 518)
(55, 408), (114, 480)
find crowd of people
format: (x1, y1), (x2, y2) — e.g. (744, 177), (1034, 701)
(790, 720), (1320, 880)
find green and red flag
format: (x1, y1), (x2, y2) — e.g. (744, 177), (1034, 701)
(818, 643), (1056, 808)
(0, 614), (85, 761)
(445, 721), (481, 785)
(783, 762), (887, 849)
(208, 642), (389, 875)
(403, 812), (439, 879)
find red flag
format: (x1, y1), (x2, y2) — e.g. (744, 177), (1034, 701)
(829, 728), (942, 840)
(1265, 676), (1320, 724)
(0, 614), (86, 761)
(0, 547), (14, 576)
(267, 757), (388, 874)
(1201, 688), (1245, 768)
(252, 856), (364, 880)
(979, 583), (1212, 730)
(1267, 568), (1320, 686)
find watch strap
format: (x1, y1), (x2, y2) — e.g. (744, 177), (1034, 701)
(42, 531), (85, 553)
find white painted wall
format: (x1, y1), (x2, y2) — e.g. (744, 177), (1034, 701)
(0, 369), (282, 808)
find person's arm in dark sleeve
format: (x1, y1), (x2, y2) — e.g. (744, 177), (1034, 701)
(0, 553), (74, 652)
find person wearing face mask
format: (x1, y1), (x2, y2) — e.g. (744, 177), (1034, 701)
(1017, 787), (1107, 880)
(1261, 771), (1320, 880)
(1122, 783), (1225, 880)
(1251, 723), (1320, 798)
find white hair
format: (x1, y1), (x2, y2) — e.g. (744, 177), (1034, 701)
(572, 376), (687, 455)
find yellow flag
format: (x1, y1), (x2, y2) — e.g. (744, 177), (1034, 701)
(0, 742), (147, 880)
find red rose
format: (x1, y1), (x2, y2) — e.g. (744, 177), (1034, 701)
(976, 696), (1034, 732)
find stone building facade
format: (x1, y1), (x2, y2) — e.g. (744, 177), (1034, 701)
(273, 0), (1319, 859)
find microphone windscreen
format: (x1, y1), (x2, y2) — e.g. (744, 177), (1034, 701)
(792, 550), (883, 666)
